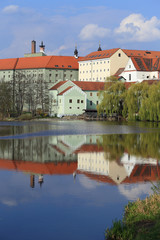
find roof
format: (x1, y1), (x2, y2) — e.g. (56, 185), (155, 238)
(58, 86), (73, 95)
(74, 144), (103, 153)
(114, 68), (125, 77)
(0, 58), (18, 70)
(0, 56), (82, 71)
(123, 49), (160, 58)
(79, 48), (160, 62)
(50, 81), (106, 92)
(73, 81), (105, 91)
(50, 81), (67, 90)
(79, 48), (120, 61)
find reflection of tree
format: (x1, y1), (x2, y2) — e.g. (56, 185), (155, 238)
(100, 132), (160, 161)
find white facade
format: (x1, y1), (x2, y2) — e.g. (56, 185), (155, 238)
(120, 58), (159, 82)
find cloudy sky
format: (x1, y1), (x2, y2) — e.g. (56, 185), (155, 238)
(0, 0), (160, 58)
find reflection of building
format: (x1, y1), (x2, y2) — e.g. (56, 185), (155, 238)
(0, 133), (160, 187)
(76, 143), (160, 185)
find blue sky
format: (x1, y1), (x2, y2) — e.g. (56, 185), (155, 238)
(1, 0), (160, 58)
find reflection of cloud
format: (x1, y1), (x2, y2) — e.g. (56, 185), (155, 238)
(2, 5), (19, 14)
(78, 175), (97, 189)
(2, 199), (17, 206)
(118, 183), (152, 200)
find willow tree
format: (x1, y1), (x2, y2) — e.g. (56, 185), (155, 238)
(97, 76), (126, 117)
(123, 83), (148, 120)
(139, 82), (160, 121)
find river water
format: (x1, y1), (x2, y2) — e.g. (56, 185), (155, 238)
(0, 120), (159, 240)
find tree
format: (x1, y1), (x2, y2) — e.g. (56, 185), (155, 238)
(97, 76), (126, 117)
(0, 80), (12, 119)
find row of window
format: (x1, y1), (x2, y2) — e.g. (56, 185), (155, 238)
(80, 61), (109, 66)
(80, 77), (106, 81)
(69, 99), (84, 103)
(80, 69), (109, 74)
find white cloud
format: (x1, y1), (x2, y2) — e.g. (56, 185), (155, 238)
(79, 24), (110, 41)
(2, 5), (19, 14)
(47, 45), (67, 55)
(115, 14), (160, 42)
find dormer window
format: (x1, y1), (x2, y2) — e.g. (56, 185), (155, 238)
(118, 53), (121, 57)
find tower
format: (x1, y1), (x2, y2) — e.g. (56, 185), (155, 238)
(98, 42), (102, 51)
(74, 44), (78, 58)
(31, 40), (36, 54)
(39, 41), (45, 53)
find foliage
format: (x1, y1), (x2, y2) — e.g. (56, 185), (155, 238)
(99, 81), (160, 122)
(99, 131), (160, 161)
(105, 191), (160, 240)
(97, 76), (126, 117)
(17, 113), (33, 120)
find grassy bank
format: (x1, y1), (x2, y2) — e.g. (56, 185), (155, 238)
(105, 184), (160, 240)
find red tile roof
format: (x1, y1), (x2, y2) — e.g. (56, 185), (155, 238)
(73, 81), (105, 91)
(123, 49), (160, 58)
(50, 81), (67, 90)
(74, 144), (103, 153)
(0, 58), (19, 70)
(79, 48), (120, 61)
(58, 86), (73, 95)
(0, 56), (81, 71)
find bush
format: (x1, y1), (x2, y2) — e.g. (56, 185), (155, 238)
(18, 113), (33, 120)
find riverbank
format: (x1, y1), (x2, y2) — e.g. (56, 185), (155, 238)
(105, 187), (160, 240)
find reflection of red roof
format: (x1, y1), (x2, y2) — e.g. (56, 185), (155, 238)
(75, 144), (103, 153)
(0, 159), (77, 175)
(77, 170), (116, 185)
(122, 164), (160, 184)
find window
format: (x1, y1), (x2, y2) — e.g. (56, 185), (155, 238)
(77, 107), (79, 109)
(55, 65), (59, 67)
(90, 93), (92, 96)
(129, 65), (131, 68)
(90, 101), (92, 106)
(97, 93), (99, 96)
(96, 101), (99, 105)
(118, 53), (121, 57)
(69, 107), (72, 109)
(55, 74), (58, 77)
(129, 74), (131, 81)
(81, 100), (83, 103)
(77, 99), (80, 103)
(69, 99), (72, 103)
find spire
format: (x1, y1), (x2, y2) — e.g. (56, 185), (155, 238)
(74, 44), (78, 58)
(98, 42), (102, 51)
(39, 41), (45, 53)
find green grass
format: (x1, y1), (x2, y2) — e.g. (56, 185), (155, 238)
(105, 191), (160, 240)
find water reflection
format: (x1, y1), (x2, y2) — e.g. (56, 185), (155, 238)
(0, 133), (159, 188)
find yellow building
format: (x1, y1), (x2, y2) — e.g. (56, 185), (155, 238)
(79, 48), (160, 82)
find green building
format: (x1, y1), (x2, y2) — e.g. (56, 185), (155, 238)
(49, 80), (105, 117)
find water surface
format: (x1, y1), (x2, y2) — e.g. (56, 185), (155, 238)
(0, 120), (159, 240)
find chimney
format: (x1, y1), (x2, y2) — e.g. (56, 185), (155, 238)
(31, 40), (36, 54)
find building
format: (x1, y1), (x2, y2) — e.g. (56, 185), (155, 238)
(0, 41), (81, 87)
(49, 80), (105, 117)
(79, 47), (160, 82)
(119, 56), (160, 82)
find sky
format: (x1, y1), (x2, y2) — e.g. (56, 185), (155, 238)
(1, 0), (160, 58)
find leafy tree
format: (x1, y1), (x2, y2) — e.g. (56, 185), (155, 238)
(97, 76), (126, 117)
